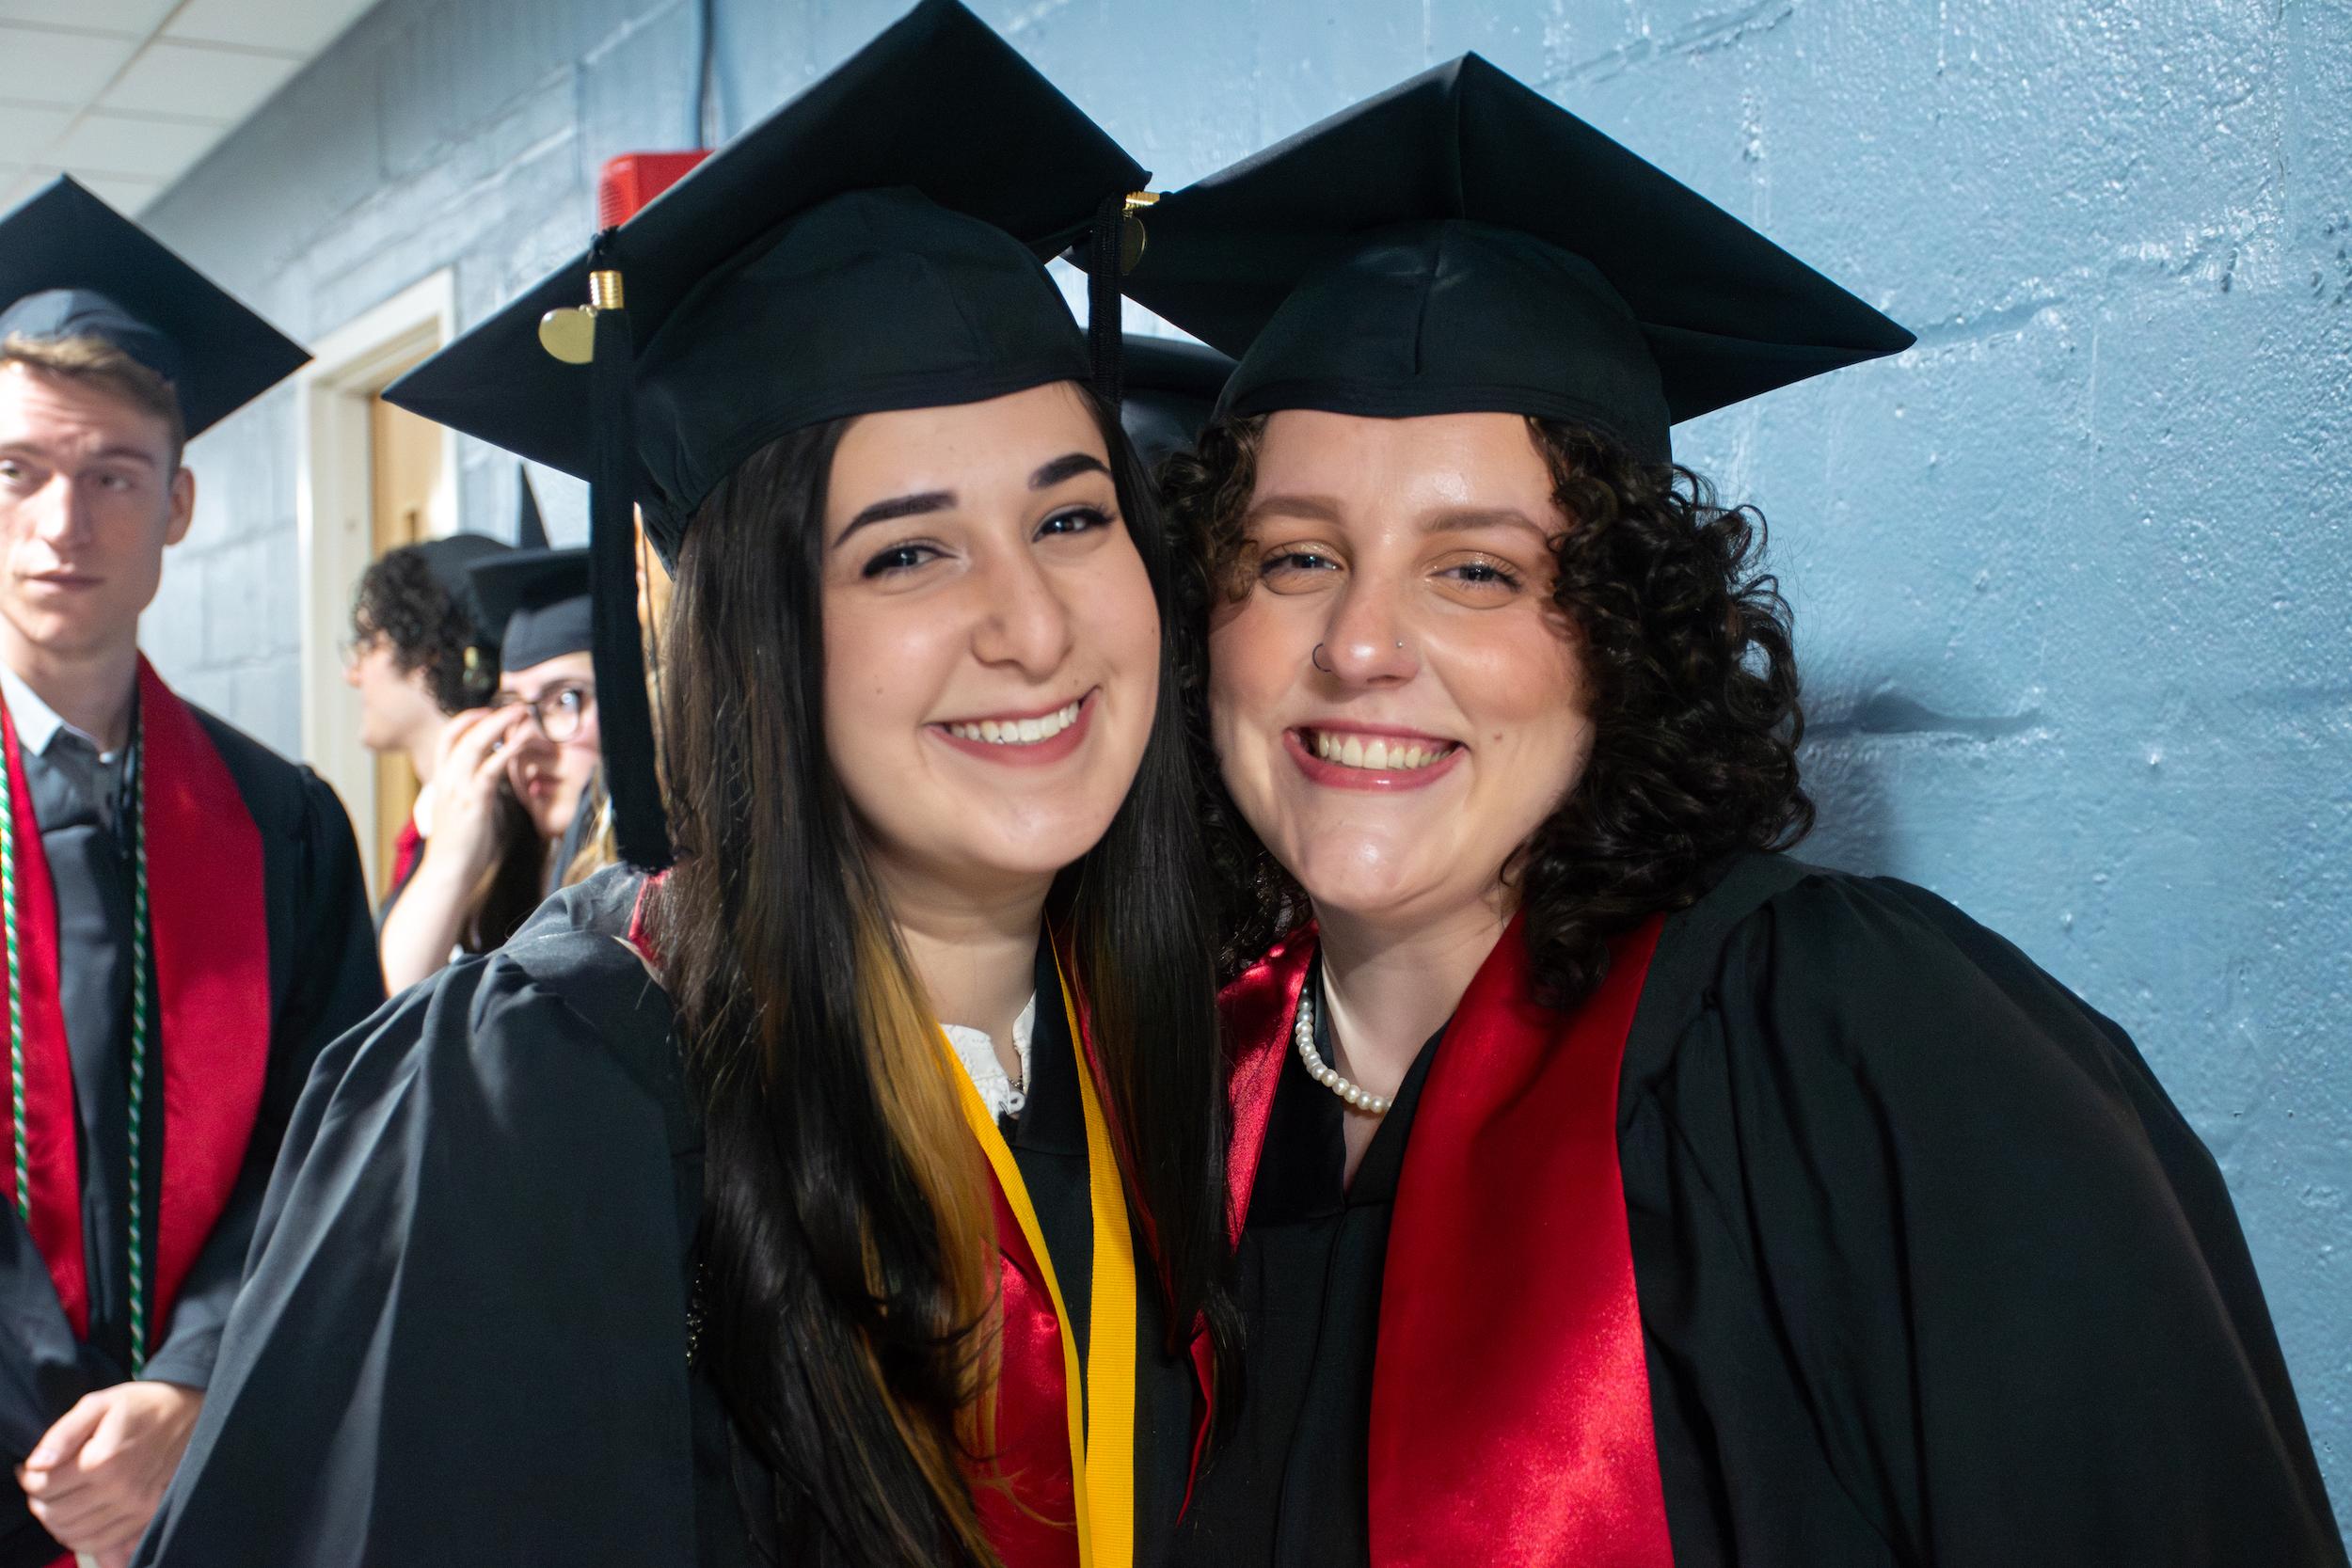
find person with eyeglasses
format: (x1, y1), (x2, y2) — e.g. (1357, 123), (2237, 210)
(375, 547), (596, 990)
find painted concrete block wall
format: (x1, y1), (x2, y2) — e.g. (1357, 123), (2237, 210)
(135, 0), (2348, 1524)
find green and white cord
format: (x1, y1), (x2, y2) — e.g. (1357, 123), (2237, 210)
(124, 739), (149, 1377)
(0, 713), (151, 1370)
(3, 752), (24, 1225)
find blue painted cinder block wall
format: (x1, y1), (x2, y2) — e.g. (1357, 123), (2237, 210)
(135, 0), (2349, 1525)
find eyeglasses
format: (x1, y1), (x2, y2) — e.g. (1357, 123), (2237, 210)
(491, 682), (596, 743)
(337, 629), (387, 668)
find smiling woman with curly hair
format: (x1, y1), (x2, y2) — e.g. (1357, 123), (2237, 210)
(1176, 415), (1813, 1006)
(1137, 51), (2346, 1568)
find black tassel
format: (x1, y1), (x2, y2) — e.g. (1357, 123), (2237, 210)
(1088, 192), (1126, 407)
(584, 229), (675, 872)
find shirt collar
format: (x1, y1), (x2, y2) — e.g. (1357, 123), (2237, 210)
(0, 662), (115, 759)
(941, 992), (1040, 1122)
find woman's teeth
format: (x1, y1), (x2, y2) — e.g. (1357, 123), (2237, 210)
(1310, 731), (1453, 770)
(946, 700), (1082, 746)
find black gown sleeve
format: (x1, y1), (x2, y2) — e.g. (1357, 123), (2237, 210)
(142, 770), (382, 1389)
(131, 903), (703, 1567)
(0, 1218), (111, 1568)
(1625, 867), (2345, 1566)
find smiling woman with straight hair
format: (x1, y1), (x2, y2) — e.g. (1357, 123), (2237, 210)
(1124, 53), (2347, 1568)
(131, 8), (1233, 1567)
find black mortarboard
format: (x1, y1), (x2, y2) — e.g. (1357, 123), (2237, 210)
(1120, 334), (1233, 471)
(515, 466), (550, 549)
(0, 176), (310, 439)
(1114, 55), (1913, 463)
(408, 532), (511, 611)
(467, 548), (594, 673)
(399, 533), (512, 707)
(383, 0), (1142, 553)
(382, 0), (1147, 870)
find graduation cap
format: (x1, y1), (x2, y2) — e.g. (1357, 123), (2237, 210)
(0, 176), (310, 439)
(382, 0), (1149, 870)
(1120, 334), (1233, 471)
(1112, 54), (1913, 463)
(407, 532), (511, 611)
(393, 532), (513, 706)
(466, 548), (593, 673)
(515, 465), (550, 549)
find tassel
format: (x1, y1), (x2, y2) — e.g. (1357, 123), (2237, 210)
(1088, 192), (1127, 407)
(582, 229), (675, 872)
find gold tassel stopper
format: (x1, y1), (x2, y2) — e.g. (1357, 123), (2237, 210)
(538, 266), (628, 365)
(1120, 191), (1160, 275)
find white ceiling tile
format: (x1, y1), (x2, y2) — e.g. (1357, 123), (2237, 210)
(0, 0), (171, 32)
(51, 111), (220, 182)
(100, 40), (301, 120)
(0, 102), (73, 152)
(0, 25), (140, 103)
(72, 170), (160, 214)
(166, 0), (371, 57)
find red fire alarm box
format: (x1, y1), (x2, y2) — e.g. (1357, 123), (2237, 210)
(597, 150), (712, 228)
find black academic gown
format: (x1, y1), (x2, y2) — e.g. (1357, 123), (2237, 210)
(1172, 854), (2346, 1568)
(135, 868), (1198, 1568)
(0, 709), (381, 1568)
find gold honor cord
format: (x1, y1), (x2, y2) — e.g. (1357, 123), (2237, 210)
(938, 949), (1138, 1568)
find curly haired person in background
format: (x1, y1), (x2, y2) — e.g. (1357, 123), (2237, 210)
(343, 534), (545, 988)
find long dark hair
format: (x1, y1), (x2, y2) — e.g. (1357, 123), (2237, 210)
(1166, 414), (1812, 1006)
(649, 386), (1236, 1566)
(460, 786), (546, 953)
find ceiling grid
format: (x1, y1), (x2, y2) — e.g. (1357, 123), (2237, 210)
(0, 0), (377, 214)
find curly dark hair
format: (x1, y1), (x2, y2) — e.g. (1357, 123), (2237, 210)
(1163, 413), (1813, 1008)
(351, 546), (495, 713)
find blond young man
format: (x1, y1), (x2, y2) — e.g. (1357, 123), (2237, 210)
(0, 178), (380, 1567)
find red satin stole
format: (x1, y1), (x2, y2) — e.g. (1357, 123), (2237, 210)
(0, 658), (272, 1349)
(974, 1170), (1082, 1568)
(972, 943), (1209, 1568)
(388, 817), (424, 894)
(1219, 911), (1676, 1568)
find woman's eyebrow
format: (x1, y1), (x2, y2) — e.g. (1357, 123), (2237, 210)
(1030, 451), (1109, 489)
(833, 489), (955, 547)
(501, 677), (595, 704)
(832, 453), (1110, 546)
(1422, 506), (1552, 539)
(1242, 492), (1345, 528)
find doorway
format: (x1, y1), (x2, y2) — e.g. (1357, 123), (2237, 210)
(295, 271), (458, 894)
(365, 390), (444, 888)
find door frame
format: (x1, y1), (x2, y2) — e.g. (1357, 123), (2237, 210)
(294, 269), (458, 889)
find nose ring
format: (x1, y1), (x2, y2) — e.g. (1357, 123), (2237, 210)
(1311, 642), (1335, 673)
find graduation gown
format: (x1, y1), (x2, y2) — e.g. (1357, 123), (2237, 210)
(135, 868), (1201, 1568)
(0, 667), (382, 1568)
(1173, 852), (2345, 1568)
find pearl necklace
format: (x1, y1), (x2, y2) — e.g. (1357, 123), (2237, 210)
(1294, 979), (1391, 1117)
